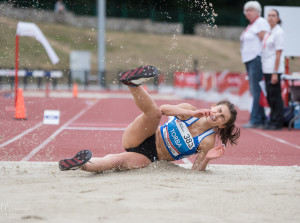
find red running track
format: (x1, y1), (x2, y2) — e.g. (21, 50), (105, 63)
(0, 91), (299, 166)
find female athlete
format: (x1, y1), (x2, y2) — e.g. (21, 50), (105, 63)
(59, 66), (240, 172)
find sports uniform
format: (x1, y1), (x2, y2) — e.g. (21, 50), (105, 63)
(160, 116), (214, 160)
(125, 116), (214, 162)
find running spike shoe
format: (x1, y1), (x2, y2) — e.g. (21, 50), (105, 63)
(58, 150), (92, 171)
(119, 65), (159, 87)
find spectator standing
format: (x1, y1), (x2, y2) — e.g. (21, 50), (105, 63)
(54, 0), (66, 23)
(54, 0), (65, 13)
(240, 1), (270, 128)
(262, 9), (284, 130)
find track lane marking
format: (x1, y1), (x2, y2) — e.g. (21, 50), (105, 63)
(21, 100), (99, 161)
(0, 122), (43, 149)
(249, 129), (300, 150)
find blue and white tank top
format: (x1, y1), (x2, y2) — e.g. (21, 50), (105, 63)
(160, 116), (215, 160)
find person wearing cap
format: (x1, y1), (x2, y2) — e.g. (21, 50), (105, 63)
(240, 1), (270, 129)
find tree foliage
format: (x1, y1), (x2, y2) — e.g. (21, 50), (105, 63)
(3, 0), (300, 32)
(5, 0), (300, 14)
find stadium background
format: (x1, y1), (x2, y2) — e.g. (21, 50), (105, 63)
(5, 0), (300, 34)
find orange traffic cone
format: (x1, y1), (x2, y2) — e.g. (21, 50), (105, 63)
(15, 88), (26, 120)
(73, 83), (78, 98)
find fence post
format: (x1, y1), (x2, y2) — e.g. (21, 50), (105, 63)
(9, 76), (14, 90)
(23, 76), (28, 90)
(37, 77), (42, 89)
(84, 70), (88, 89)
(68, 70), (72, 90)
(45, 71), (51, 97)
(52, 78), (57, 90)
(99, 70), (106, 88)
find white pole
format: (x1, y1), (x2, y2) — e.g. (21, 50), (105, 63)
(98, 0), (106, 87)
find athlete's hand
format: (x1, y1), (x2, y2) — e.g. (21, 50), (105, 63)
(205, 145), (225, 160)
(191, 109), (212, 118)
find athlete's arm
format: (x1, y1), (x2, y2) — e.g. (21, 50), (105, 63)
(192, 144), (226, 171)
(159, 103), (212, 120)
(192, 150), (210, 171)
(192, 138), (214, 171)
(159, 103), (196, 118)
(192, 134), (225, 171)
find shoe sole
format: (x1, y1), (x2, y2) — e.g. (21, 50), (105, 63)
(59, 150), (92, 171)
(119, 65), (158, 86)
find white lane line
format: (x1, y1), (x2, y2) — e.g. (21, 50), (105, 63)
(0, 122), (43, 148)
(64, 126), (126, 131)
(249, 129), (300, 150)
(21, 101), (98, 161)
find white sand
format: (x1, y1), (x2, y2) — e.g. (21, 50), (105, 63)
(0, 161), (299, 223)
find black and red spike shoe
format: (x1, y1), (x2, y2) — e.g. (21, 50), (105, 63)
(58, 150), (92, 171)
(119, 65), (159, 87)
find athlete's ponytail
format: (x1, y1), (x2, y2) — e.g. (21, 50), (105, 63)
(215, 100), (240, 145)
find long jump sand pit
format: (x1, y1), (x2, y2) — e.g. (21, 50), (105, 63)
(0, 161), (299, 223)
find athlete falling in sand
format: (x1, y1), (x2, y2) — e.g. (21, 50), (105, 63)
(59, 65), (240, 172)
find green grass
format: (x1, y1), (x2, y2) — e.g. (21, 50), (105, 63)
(1, 16), (299, 84)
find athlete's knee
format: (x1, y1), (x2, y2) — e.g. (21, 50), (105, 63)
(155, 107), (163, 119)
(147, 106), (162, 120)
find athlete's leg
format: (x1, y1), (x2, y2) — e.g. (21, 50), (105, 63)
(122, 86), (162, 149)
(81, 152), (151, 172)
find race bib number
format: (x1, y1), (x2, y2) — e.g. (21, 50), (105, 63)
(175, 120), (195, 150)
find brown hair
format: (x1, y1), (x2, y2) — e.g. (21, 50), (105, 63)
(215, 100), (240, 145)
(271, 9), (282, 25)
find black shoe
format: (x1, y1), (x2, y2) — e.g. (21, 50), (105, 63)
(242, 122), (263, 129)
(59, 150), (92, 171)
(263, 124), (282, 130)
(119, 65), (158, 87)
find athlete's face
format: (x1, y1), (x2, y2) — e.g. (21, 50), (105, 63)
(209, 104), (231, 128)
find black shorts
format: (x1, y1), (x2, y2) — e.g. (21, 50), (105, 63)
(125, 134), (158, 162)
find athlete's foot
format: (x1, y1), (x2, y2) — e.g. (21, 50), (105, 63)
(58, 150), (92, 171)
(119, 65), (159, 87)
